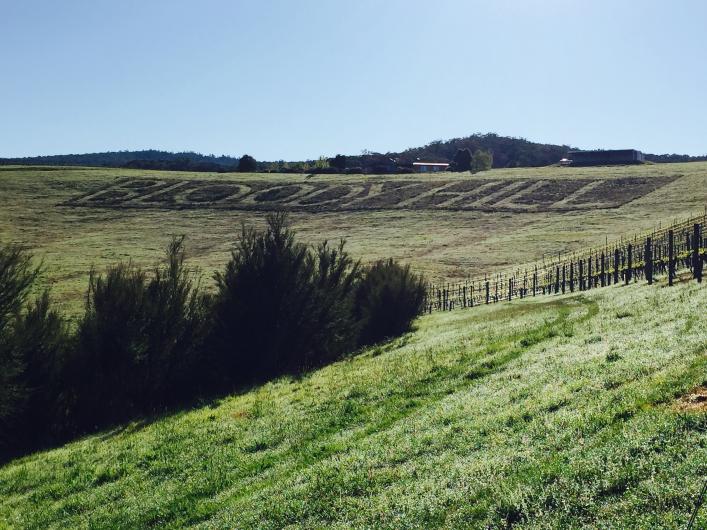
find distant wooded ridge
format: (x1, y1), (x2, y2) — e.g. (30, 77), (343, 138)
(1, 133), (705, 173)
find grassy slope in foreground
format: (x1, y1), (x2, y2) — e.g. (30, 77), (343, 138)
(1, 279), (706, 529)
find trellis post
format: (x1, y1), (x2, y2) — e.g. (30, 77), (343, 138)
(694, 223), (703, 282)
(614, 247), (620, 284)
(570, 262), (575, 292)
(644, 237), (653, 285)
(668, 230), (675, 286)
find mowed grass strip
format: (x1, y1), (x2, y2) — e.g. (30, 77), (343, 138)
(0, 279), (705, 529)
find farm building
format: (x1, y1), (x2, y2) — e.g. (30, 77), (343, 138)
(413, 162), (450, 173)
(568, 149), (645, 166)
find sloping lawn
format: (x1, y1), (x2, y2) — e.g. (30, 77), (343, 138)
(1, 279), (705, 529)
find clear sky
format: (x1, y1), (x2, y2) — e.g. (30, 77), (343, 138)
(1, 0), (706, 159)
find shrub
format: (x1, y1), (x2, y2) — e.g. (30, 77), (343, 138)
(211, 213), (360, 384)
(237, 154), (257, 172)
(471, 149), (493, 173)
(0, 244), (38, 329)
(69, 237), (210, 429)
(0, 244), (39, 451)
(354, 259), (426, 346)
(451, 148), (472, 171)
(310, 239), (361, 361)
(329, 154), (347, 171)
(1, 227), (428, 461)
(0, 245), (69, 460)
(2, 294), (69, 455)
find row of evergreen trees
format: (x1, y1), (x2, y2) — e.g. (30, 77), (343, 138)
(0, 214), (426, 462)
(123, 154), (257, 172)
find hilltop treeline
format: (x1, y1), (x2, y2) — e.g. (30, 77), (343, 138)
(0, 149), (239, 169)
(391, 133), (572, 168)
(3, 134), (706, 173)
(0, 134), (571, 172)
(0, 215), (425, 462)
(644, 153), (707, 163)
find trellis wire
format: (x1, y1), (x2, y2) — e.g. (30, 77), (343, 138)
(424, 212), (706, 313)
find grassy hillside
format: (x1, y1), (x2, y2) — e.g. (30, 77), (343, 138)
(1, 163), (705, 316)
(1, 277), (705, 528)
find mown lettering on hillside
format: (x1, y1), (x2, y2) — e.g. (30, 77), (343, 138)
(63, 175), (677, 212)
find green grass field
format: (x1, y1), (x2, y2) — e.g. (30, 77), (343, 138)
(1, 276), (705, 528)
(0, 163), (705, 316)
(0, 163), (706, 528)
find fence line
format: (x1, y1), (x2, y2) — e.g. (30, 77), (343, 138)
(425, 212), (706, 312)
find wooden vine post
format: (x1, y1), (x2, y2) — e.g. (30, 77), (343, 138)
(508, 277), (512, 301)
(569, 262), (575, 292)
(694, 223), (703, 282)
(645, 237), (653, 285)
(668, 229), (675, 286)
(562, 265), (566, 294)
(614, 247), (620, 284)
(533, 266), (537, 296)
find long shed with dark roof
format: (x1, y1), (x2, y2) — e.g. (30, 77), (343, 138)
(568, 149), (644, 166)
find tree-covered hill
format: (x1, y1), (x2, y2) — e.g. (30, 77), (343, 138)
(392, 133), (573, 168)
(1, 134), (705, 172)
(0, 150), (239, 171)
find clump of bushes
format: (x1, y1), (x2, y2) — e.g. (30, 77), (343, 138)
(211, 214), (361, 382)
(354, 259), (426, 346)
(0, 245), (70, 459)
(0, 214), (425, 462)
(67, 237), (212, 431)
(210, 213), (425, 385)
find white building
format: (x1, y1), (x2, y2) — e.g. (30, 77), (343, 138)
(412, 162), (450, 173)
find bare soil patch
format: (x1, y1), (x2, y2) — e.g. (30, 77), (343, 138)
(674, 386), (707, 412)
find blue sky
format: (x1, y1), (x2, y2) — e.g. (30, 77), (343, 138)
(1, 0), (706, 159)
